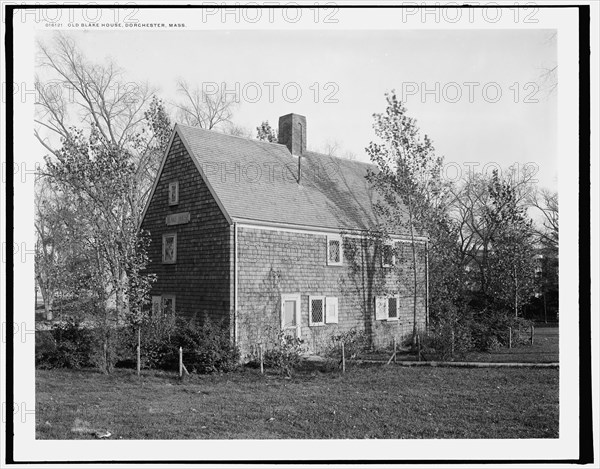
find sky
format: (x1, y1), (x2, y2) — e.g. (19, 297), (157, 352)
(36, 28), (558, 190)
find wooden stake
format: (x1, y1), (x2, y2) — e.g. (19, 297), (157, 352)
(259, 343), (264, 375)
(179, 347), (183, 378)
(508, 327), (512, 349)
(386, 338), (397, 366)
(341, 342), (346, 373)
(451, 330), (455, 358)
(136, 326), (141, 377)
(417, 334), (421, 362)
(530, 325), (534, 345)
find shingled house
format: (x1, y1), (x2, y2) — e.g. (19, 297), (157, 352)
(139, 113), (428, 357)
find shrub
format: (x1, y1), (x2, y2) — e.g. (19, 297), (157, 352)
(174, 318), (239, 374)
(36, 318), (95, 369)
(263, 332), (306, 377)
(127, 313), (178, 370)
(423, 320), (473, 360)
(327, 328), (371, 360)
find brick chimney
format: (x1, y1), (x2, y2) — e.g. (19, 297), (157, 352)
(278, 113), (306, 156)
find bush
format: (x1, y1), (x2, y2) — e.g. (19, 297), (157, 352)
(470, 311), (533, 351)
(36, 313), (241, 374)
(263, 332), (306, 377)
(122, 313), (178, 370)
(36, 318), (95, 369)
(174, 318), (239, 374)
(423, 321), (473, 360)
(327, 328), (371, 360)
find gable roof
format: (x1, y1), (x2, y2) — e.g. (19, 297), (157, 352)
(175, 123), (390, 233)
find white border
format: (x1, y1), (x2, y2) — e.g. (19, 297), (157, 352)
(4, 2), (594, 465)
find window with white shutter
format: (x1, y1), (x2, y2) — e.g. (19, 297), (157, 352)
(327, 235), (343, 266)
(375, 295), (400, 321)
(309, 296), (325, 326)
(325, 297), (339, 324)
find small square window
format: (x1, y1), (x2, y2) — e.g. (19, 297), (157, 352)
(327, 235), (343, 266)
(309, 296), (325, 326)
(162, 233), (177, 264)
(168, 181), (179, 206)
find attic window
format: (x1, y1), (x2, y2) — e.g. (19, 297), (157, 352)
(168, 181), (179, 206)
(327, 235), (343, 266)
(162, 233), (177, 264)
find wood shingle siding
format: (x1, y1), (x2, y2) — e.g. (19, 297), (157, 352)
(140, 133), (232, 325)
(235, 226), (426, 356)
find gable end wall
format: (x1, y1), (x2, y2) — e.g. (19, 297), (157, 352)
(140, 132), (232, 325)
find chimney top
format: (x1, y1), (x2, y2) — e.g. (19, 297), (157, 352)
(278, 113), (306, 156)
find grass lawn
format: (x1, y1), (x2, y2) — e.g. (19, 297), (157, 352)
(36, 364), (558, 440)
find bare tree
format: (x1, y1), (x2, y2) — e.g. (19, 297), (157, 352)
(173, 79), (238, 130)
(35, 33), (155, 156)
(528, 188), (558, 249)
(222, 122), (252, 138)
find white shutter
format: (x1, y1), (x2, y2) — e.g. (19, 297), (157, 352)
(375, 296), (388, 320)
(325, 297), (339, 324)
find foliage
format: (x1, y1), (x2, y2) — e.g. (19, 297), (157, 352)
(36, 318), (96, 369)
(256, 120), (278, 142)
(174, 318), (239, 374)
(366, 91), (447, 343)
(425, 306), (534, 358)
(34, 34), (168, 343)
(327, 328), (371, 360)
(263, 332), (306, 377)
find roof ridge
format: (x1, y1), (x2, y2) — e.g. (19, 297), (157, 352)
(176, 122), (375, 168)
(175, 122), (288, 150)
(303, 150), (374, 169)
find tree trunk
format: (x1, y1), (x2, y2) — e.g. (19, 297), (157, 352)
(37, 274), (53, 321)
(408, 209), (419, 345)
(514, 264), (518, 318)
